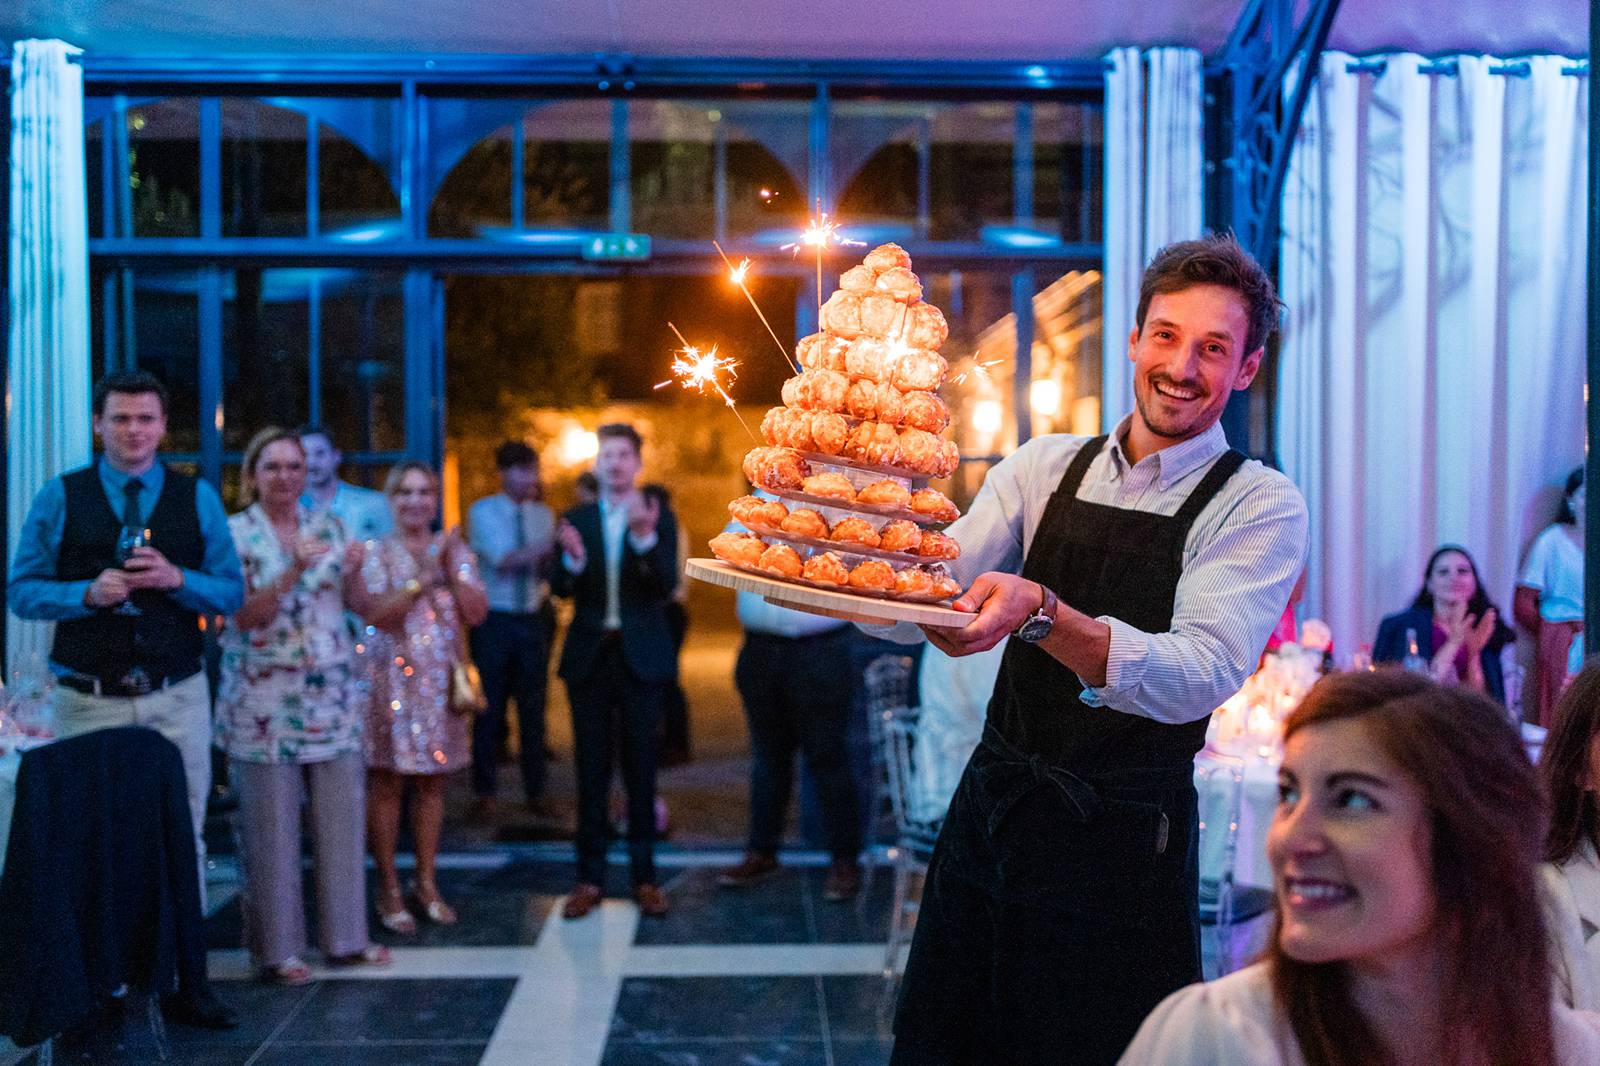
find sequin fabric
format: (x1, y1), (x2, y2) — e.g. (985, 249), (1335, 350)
(359, 534), (483, 775)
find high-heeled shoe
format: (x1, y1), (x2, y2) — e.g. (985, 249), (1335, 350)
(409, 883), (458, 925)
(377, 891), (417, 934)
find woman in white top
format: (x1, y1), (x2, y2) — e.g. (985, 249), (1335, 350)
(1516, 466), (1585, 727)
(1122, 670), (1600, 1066)
(1540, 660), (1600, 1011)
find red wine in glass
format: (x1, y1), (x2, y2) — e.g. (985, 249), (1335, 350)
(113, 526), (149, 616)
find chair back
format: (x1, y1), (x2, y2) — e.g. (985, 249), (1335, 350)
(0, 726), (204, 1047)
(882, 708), (942, 854)
(1194, 749), (1245, 927)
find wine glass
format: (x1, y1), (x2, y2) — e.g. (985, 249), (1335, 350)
(113, 526), (150, 616)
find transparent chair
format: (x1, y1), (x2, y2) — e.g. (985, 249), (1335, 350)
(860, 654), (916, 907)
(880, 707), (943, 987)
(1195, 749), (1272, 978)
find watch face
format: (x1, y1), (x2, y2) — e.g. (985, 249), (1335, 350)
(1016, 615), (1052, 643)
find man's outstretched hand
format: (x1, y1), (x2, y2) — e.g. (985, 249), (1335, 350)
(919, 573), (1042, 657)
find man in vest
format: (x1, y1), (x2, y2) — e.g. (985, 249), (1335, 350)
(9, 371), (244, 999)
(875, 235), (1310, 1065)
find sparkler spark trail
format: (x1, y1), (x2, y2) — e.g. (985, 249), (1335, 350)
(713, 241), (797, 373)
(782, 199), (866, 322)
(657, 322), (757, 442)
(951, 358), (1006, 387)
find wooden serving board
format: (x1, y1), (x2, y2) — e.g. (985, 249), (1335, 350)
(686, 559), (975, 628)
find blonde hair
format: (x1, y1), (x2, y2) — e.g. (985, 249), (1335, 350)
(238, 427), (305, 507)
(383, 460), (439, 498)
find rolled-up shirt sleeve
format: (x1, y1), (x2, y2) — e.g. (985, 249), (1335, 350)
(171, 479), (246, 615)
(1078, 475), (1309, 723)
(7, 479), (94, 620)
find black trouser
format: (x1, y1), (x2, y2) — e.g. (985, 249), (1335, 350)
(660, 602), (692, 761)
(735, 626), (861, 862)
(567, 637), (667, 887)
(469, 610), (550, 801)
(891, 733), (1199, 1066)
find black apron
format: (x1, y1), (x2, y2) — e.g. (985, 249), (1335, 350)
(891, 436), (1247, 1066)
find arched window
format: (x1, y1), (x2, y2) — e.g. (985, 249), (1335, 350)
(428, 99), (613, 238)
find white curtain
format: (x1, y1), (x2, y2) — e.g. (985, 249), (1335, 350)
(7, 40), (92, 673)
(1101, 46), (1204, 431)
(1278, 52), (1587, 656)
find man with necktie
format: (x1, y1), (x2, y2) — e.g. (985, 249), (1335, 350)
(466, 440), (557, 818)
(8, 370), (245, 1029)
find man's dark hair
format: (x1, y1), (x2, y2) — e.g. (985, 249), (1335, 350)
(1135, 233), (1284, 357)
(596, 422), (643, 455)
(1557, 465), (1585, 525)
(495, 440), (538, 470)
(93, 370), (169, 417)
(293, 423), (334, 446)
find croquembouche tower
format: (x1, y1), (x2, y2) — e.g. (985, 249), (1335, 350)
(690, 242), (971, 624)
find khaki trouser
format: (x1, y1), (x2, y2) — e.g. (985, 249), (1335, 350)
(53, 670), (213, 906)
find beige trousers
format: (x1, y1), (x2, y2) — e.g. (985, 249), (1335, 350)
(230, 753), (370, 968)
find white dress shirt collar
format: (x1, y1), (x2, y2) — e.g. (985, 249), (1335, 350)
(1105, 415), (1231, 491)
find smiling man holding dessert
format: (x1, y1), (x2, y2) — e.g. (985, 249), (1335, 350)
(875, 234), (1310, 1066)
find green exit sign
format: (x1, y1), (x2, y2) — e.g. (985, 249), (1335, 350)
(583, 234), (652, 261)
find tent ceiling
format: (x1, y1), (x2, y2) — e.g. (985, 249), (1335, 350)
(2, 0), (1587, 63)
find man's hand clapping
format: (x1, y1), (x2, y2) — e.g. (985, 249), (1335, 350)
(558, 519), (587, 571)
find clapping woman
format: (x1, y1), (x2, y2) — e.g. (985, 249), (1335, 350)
(218, 428), (389, 984)
(349, 461), (488, 932)
(1373, 545), (1514, 703)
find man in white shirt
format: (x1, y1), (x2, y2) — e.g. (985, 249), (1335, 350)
(467, 441), (557, 818)
(881, 235), (1310, 1066)
(551, 423), (679, 920)
(297, 425), (393, 541)
(716, 528), (863, 900)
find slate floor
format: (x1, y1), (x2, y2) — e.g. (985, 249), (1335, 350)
(16, 849), (900, 1066)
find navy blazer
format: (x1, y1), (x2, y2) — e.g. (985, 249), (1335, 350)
(1372, 605), (1512, 705)
(551, 500), (680, 685)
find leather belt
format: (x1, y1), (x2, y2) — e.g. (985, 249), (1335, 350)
(57, 665), (201, 698)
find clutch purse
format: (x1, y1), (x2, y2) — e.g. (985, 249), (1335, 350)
(449, 658), (488, 717)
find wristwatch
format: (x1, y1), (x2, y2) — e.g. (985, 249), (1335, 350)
(1014, 582), (1058, 643)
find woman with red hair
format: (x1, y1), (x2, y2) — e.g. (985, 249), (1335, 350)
(1121, 670), (1600, 1065)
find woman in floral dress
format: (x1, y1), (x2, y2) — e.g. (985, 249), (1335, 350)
(218, 427), (389, 984)
(356, 461), (488, 931)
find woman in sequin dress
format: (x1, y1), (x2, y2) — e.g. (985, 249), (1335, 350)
(352, 461), (488, 931)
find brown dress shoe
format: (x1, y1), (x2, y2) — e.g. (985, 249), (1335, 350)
(635, 883), (670, 917)
(822, 861), (862, 902)
(716, 852), (781, 888)
(562, 883), (603, 920)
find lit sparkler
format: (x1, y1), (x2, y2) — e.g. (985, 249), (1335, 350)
(656, 323), (757, 442)
(713, 241), (798, 373)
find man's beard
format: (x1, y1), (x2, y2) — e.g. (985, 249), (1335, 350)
(1135, 378), (1211, 439)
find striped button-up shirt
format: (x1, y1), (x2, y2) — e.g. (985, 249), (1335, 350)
(873, 417), (1309, 725)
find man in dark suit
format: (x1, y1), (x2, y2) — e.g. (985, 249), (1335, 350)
(552, 423), (680, 919)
